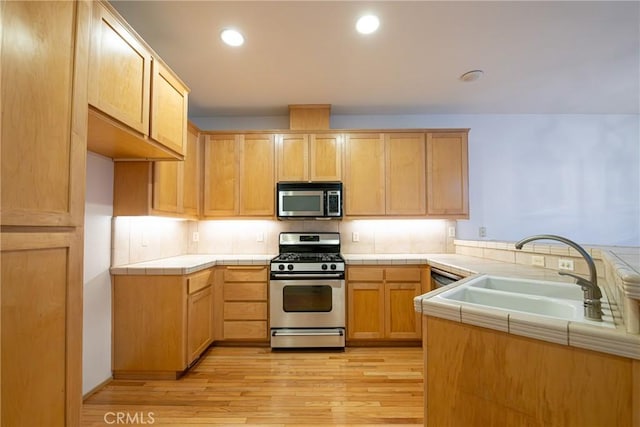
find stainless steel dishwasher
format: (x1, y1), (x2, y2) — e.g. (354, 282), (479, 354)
(430, 267), (464, 289)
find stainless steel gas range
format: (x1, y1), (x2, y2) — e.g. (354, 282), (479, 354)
(269, 232), (345, 349)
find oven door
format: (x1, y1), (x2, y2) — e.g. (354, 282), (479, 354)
(269, 277), (345, 329)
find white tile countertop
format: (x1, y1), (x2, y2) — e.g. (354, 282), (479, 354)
(109, 251), (639, 360)
(391, 253), (640, 361)
(110, 254), (274, 275)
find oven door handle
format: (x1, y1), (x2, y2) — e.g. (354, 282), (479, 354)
(270, 273), (344, 279)
(271, 329), (344, 337)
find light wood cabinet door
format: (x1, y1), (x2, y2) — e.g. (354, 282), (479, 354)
(1, 232), (83, 427)
(277, 133), (342, 182)
(385, 133), (426, 215)
(1, 0), (89, 227)
(345, 133), (386, 215)
(239, 134), (275, 216)
(385, 282), (422, 339)
(153, 161), (180, 214)
(150, 60), (189, 155)
(203, 133), (274, 217)
(426, 132), (469, 217)
(347, 266), (424, 342)
(113, 275), (187, 374)
(310, 133), (343, 181)
(277, 134), (309, 181)
(88, 1), (151, 134)
(182, 123), (201, 217)
(187, 286), (213, 364)
(203, 135), (240, 216)
(347, 282), (385, 340)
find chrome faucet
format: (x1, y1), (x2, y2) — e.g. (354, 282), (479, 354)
(514, 234), (602, 321)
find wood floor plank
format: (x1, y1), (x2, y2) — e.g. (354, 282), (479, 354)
(82, 346), (423, 425)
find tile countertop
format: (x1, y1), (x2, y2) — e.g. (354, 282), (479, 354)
(110, 254), (274, 275)
(110, 252), (639, 360)
(365, 253), (640, 361)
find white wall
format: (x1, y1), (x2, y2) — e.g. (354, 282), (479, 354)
(83, 152), (114, 395)
(193, 113), (640, 246)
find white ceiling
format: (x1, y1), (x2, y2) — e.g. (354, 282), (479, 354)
(111, 1), (639, 118)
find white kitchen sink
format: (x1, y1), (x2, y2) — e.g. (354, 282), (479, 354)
(433, 274), (614, 326)
(464, 275), (583, 301)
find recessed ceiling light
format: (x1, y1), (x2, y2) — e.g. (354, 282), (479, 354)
(220, 29), (244, 47)
(459, 70), (484, 82)
(356, 15), (380, 35)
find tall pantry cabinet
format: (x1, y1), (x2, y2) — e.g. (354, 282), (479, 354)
(1, 1), (91, 425)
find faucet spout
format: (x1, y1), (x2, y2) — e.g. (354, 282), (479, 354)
(514, 234), (602, 321)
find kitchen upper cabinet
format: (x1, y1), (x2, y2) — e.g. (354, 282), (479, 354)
(385, 133), (426, 215)
(112, 269), (214, 379)
(344, 133), (386, 215)
(277, 133), (343, 182)
(213, 266), (269, 342)
(87, 0), (189, 160)
(150, 60), (189, 155)
(426, 132), (469, 218)
(345, 133), (425, 216)
(203, 134), (275, 217)
(182, 122), (202, 217)
(347, 266), (427, 342)
(152, 121), (201, 217)
(112, 122), (201, 218)
(1, 0), (89, 228)
(1, 1), (91, 425)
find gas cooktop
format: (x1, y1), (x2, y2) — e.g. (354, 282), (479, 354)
(272, 253), (344, 263)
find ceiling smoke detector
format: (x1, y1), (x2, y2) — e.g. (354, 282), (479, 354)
(459, 70), (484, 82)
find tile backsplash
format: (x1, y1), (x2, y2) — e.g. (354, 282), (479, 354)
(112, 217), (454, 265)
(112, 216), (190, 266)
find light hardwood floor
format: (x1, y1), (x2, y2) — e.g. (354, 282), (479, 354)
(82, 346), (423, 426)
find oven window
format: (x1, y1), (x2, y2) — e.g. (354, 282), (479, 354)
(283, 285), (332, 312)
(282, 195), (322, 212)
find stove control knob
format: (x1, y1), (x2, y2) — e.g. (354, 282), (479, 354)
(278, 264), (285, 271)
(321, 264), (328, 270)
(330, 264), (337, 270)
(287, 264), (294, 271)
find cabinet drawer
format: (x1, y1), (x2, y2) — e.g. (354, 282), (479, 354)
(385, 267), (422, 282)
(223, 267), (268, 282)
(348, 267), (384, 281)
(187, 269), (211, 294)
(223, 283), (267, 301)
(223, 302), (267, 320)
(223, 321), (267, 339)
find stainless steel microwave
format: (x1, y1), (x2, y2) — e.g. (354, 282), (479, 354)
(277, 182), (342, 219)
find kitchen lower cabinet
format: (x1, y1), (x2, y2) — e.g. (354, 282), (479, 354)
(347, 266), (428, 343)
(423, 316), (637, 426)
(112, 269), (213, 379)
(1, 232), (83, 426)
(213, 266), (269, 342)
